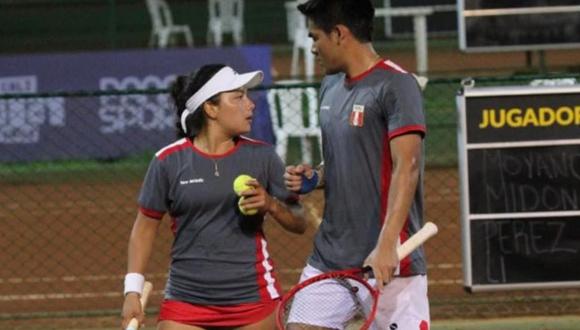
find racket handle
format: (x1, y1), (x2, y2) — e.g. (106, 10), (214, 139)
(397, 222), (438, 259)
(125, 319), (139, 330)
(125, 281), (153, 330)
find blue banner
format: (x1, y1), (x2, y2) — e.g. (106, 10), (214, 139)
(0, 46), (274, 162)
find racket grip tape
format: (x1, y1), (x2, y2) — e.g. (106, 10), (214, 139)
(125, 281), (153, 330)
(398, 222), (438, 259)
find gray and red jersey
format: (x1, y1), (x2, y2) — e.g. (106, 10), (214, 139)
(309, 59), (427, 275)
(138, 136), (299, 305)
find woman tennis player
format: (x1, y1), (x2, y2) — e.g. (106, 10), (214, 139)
(121, 64), (307, 330)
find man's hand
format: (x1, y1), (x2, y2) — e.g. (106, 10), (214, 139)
(363, 241), (399, 291)
(284, 164), (314, 193)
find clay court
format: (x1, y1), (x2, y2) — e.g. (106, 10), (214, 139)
(0, 166), (460, 320)
(2, 164), (580, 329)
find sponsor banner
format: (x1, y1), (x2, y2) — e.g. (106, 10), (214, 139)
(0, 46), (274, 162)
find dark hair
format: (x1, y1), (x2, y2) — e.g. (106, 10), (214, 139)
(170, 64), (226, 138)
(297, 0), (374, 42)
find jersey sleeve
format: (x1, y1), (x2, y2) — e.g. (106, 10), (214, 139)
(383, 73), (427, 140)
(137, 156), (169, 220)
(266, 149), (300, 206)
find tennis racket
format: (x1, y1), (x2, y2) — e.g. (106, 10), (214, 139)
(125, 281), (153, 330)
(277, 222), (438, 330)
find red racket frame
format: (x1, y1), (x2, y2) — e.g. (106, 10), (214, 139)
(276, 268), (379, 330)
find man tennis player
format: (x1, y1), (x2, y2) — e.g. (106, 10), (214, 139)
(284, 1), (430, 329)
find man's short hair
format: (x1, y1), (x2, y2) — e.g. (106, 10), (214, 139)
(297, 0), (375, 42)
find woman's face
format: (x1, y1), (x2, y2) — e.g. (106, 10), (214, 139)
(215, 88), (255, 136)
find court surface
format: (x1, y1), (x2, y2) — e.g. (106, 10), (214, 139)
(25, 315), (580, 330)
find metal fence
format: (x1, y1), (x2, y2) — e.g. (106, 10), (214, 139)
(1, 75), (580, 328)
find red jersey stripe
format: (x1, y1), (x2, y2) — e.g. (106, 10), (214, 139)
(254, 232), (280, 300)
(345, 59), (408, 84)
(379, 133), (392, 227)
(389, 125), (426, 140)
(346, 59), (384, 83)
(239, 135), (269, 146)
(399, 218), (412, 276)
(170, 216), (177, 236)
(155, 138), (192, 160)
(139, 206), (164, 220)
(380, 59), (408, 73)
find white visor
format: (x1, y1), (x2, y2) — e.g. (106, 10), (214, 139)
(180, 66), (264, 133)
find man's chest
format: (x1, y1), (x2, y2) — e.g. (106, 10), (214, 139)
(319, 86), (385, 137)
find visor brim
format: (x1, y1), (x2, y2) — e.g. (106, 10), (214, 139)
(227, 70), (263, 91)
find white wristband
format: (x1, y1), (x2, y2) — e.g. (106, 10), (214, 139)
(124, 273), (145, 296)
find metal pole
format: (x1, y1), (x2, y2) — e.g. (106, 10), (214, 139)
(538, 50), (546, 73)
(414, 14), (428, 75)
(525, 51), (533, 68)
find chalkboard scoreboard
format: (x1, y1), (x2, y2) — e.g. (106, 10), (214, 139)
(458, 0), (580, 52)
(457, 84), (580, 292)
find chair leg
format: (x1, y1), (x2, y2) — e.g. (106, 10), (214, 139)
(233, 26), (242, 45)
(148, 32), (155, 48)
(207, 28), (212, 46)
(291, 41), (300, 78)
(301, 137), (313, 164)
(184, 30), (194, 47)
(277, 136), (288, 164)
(215, 26), (223, 47)
(159, 31), (169, 48)
(304, 47), (315, 78)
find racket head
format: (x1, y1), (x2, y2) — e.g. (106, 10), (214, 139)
(277, 268), (379, 330)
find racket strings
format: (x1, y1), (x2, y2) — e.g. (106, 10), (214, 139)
(280, 276), (375, 330)
(336, 278), (370, 326)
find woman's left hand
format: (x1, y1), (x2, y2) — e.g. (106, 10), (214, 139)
(238, 179), (272, 215)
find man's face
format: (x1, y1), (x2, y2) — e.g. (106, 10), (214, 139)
(307, 19), (342, 75)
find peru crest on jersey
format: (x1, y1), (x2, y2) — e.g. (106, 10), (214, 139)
(349, 104), (365, 127)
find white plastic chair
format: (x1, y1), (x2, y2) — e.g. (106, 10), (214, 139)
(383, 0), (392, 37)
(288, 1), (314, 78)
(145, 0), (193, 48)
(207, 0), (244, 47)
(284, 1), (299, 42)
(267, 80), (320, 164)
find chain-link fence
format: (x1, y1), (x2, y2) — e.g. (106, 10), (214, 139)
(1, 75), (580, 328)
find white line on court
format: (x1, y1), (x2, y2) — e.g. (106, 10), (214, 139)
(0, 290), (163, 302)
(0, 273), (168, 284)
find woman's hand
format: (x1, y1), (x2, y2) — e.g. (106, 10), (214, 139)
(121, 292), (144, 329)
(238, 179), (273, 215)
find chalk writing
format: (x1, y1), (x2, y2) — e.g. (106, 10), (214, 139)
(472, 219), (580, 285)
(469, 146), (580, 213)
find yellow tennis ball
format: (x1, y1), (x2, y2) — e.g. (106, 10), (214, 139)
(233, 174), (254, 196)
(238, 196), (258, 215)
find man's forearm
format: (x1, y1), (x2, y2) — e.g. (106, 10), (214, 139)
(378, 161), (420, 247)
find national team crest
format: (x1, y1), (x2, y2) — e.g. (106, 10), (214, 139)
(349, 104), (365, 127)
